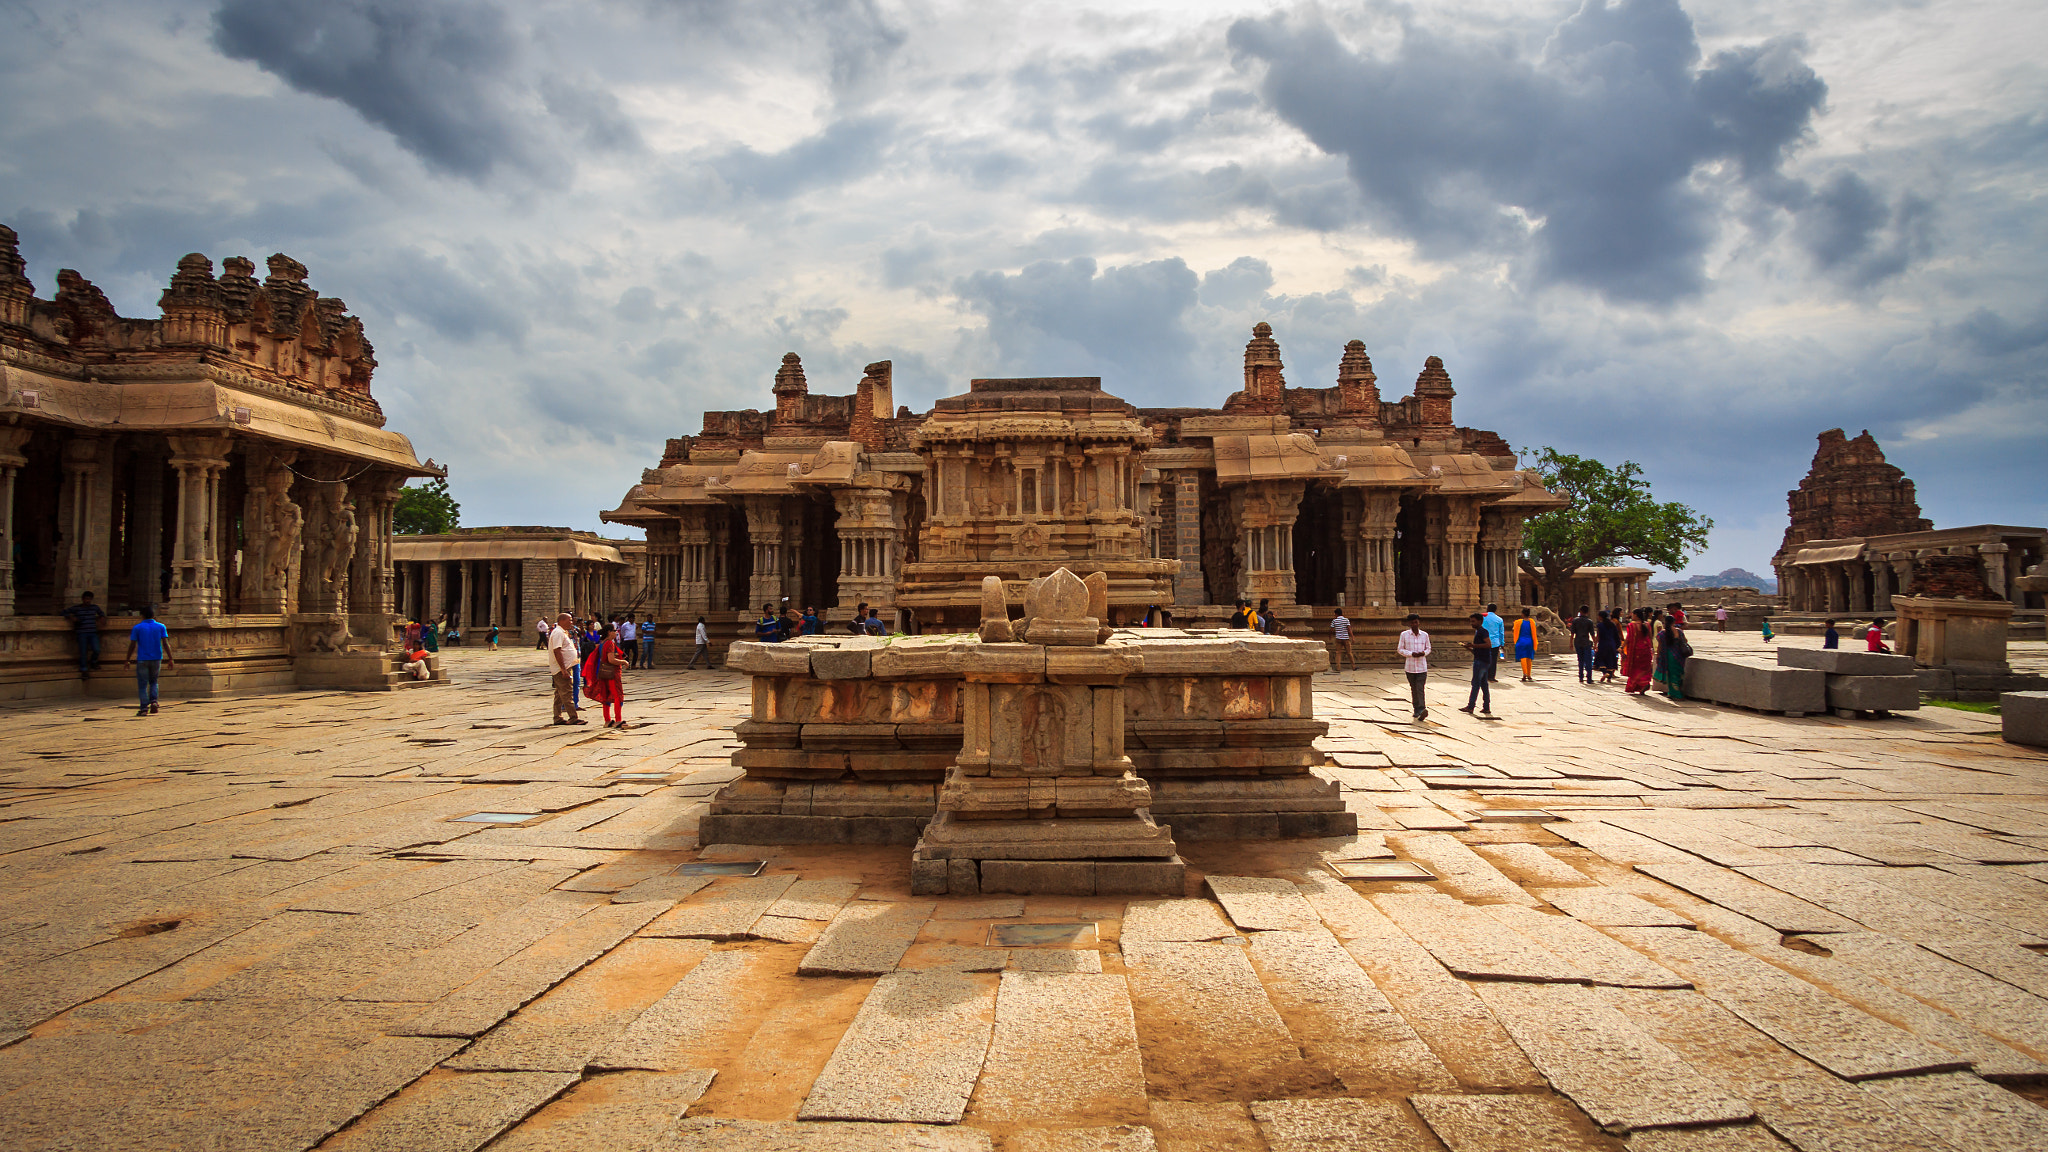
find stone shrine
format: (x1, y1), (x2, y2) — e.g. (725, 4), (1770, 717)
(0, 226), (437, 698)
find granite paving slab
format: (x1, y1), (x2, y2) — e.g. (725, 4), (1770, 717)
(1913, 935), (2048, 1000)
(798, 900), (936, 976)
(287, 859), (516, 914)
(1735, 864), (2042, 946)
(1812, 931), (2048, 1061)
(1331, 932), (1545, 1088)
(611, 874), (716, 904)
(488, 1070), (718, 1152)
(1005, 1126), (1158, 1152)
(1244, 926), (1455, 1093)
(1633, 863), (1858, 934)
(644, 875), (796, 939)
(970, 970), (1147, 1123)
(750, 915), (826, 944)
(345, 891), (600, 1002)
(0, 914), (261, 1031)
(1855, 1070), (2048, 1152)
(763, 879), (862, 924)
(1372, 893), (1587, 983)
(1482, 906), (1690, 988)
(1472, 842), (1598, 887)
(395, 900), (667, 1037)
(321, 1069), (580, 1152)
(1624, 1126), (1796, 1151)
(1250, 1098), (1438, 1152)
(655, 1117), (994, 1151)
(1384, 832), (1542, 905)
(1203, 875), (1320, 931)
(797, 970), (998, 1124)
(1551, 822), (1702, 865)
(446, 938), (710, 1071)
(1411, 1092), (1613, 1151)
(1473, 981), (1753, 1133)
(1119, 898), (1237, 943)
(1605, 928), (1971, 1081)
(592, 949), (756, 1071)
(236, 1034), (468, 1152)
(1122, 940), (1328, 1098)
(1860, 866), (2048, 939)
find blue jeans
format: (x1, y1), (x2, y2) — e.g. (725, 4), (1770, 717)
(1466, 658), (1493, 711)
(640, 639), (654, 667)
(77, 632), (100, 673)
(135, 660), (160, 709)
(1576, 645), (1594, 682)
(571, 667), (582, 707)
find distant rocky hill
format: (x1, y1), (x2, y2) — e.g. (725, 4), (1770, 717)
(1649, 568), (1778, 593)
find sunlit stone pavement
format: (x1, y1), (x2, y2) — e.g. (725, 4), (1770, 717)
(1, 634), (2045, 1152)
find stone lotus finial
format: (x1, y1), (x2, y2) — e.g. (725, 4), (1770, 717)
(977, 575), (1014, 643)
(1017, 567), (1098, 646)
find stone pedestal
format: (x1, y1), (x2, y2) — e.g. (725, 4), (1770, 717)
(1893, 595), (2014, 675)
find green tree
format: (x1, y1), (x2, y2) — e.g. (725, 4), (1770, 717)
(1517, 448), (1712, 612)
(393, 477), (460, 536)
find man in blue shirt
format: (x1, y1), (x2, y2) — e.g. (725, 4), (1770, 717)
(802, 607), (821, 635)
(1822, 619), (1839, 649)
(640, 617), (656, 667)
(1482, 603), (1506, 682)
(123, 605), (175, 716)
(62, 590), (107, 676)
(757, 604), (782, 643)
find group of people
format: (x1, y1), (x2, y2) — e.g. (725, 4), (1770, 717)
(59, 591), (173, 716)
(1820, 617), (1894, 653)
(754, 602), (887, 642)
(533, 613), (658, 667)
(545, 612), (634, 727)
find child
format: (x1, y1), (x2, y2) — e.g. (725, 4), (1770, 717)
(1760, 617), (1774, 643)
(487, 624), (500, 649)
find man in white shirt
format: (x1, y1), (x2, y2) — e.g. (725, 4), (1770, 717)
(1329, 608), (1356, 671)
(618, 618), (637, 668)
(548, 613), (585, 724)
(1396, 613), (1430, 722)
(535, 617), (550, 649)
(686, 616), (711, 670)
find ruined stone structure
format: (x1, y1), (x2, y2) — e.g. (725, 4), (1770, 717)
(390, 527), (639, 630)
(606, 325), (1564, 660)
(1779, 429), (1932, 553)
(0, 227), (437, 698)
(1517, 565), (1652, 613)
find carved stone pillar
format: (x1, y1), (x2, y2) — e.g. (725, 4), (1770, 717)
(348, 471), (403, 645)
(1423, 496), (1449, 607)
(296, 457), (357, 619)
(59, 434), (115, 606)
(1444, 499), (1481, 609)
(1872, 558), (1894, 612)
(1171, 472), (1205, 607)
(1356, 490), (1398, 610)
(742, 495), (785, 614)
(1981, 543), (2010, 601)
(1233, 480), (1304, 606)
(674, 510), (710, 614)
(238, 444), (299, 615)
(0, 425), (28, 616)
(1890, 554), (1914, 607)
(166, 434), (233, 617)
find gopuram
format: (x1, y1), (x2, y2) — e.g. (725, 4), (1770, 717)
(606, 323), (1565, 661)
(0, 226), (437, 698)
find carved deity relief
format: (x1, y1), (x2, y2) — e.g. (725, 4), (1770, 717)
(1019, 689), (1068, 771)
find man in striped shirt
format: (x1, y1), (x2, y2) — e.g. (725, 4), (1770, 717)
(1329, 608), (1356, 671)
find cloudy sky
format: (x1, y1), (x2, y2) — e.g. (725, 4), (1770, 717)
(3, 0), (2042, 577)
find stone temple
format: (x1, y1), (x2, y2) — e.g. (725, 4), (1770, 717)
(0, 227), (437, 698)
(606, 324), (1564, 660)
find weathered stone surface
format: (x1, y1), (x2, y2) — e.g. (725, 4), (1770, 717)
(645, 875), (798, 940)
(762, 879), (862, 924)
(1483, 905), (1690, 989)
(1737, 863), (2040, 945)
(1552, 822), (1699, 865)
(1244, 926), (1455, 1093)
(1204, 875), (1319, 931)
(971, 971), (1147, 1123)
(1122, 940), (1325, 1097)
(1332, 927), (1544, 1089)
(1411, 1093), (1612, 1151)
(1251, 1099), (1437, 1152)
(447, 938), (710, 1071)
(1778, 428), (1932, 553)
(1635, 862), (1859, 935)
(1473, 981), (1754, 1132)
(1536, 887), (1696, 928)
(1118, 898), (1237, 943)
(612, 874), (716, 904)
(1811, 931), (2048, 1063)
(1776, 649), (1917, 676)
(1472, 842), (1596, 887)
(1624, 1124), (1797, 1151)
(798, 970), (998, 1124)
(1826, 674), (1921, 712)
(2005, 692), (2048, 748)
(1855, 1070), (2048, 1152)
(656, 1118), (994, 1152)
(798, 900), (935, 976)
(396, 901), (667, 1038)
(1383, 831), (1541, 905)
(490, 1070), (717, 1152)
(1606, 927), (1971, 1080)
(1373, 893), (1586, 983)
(594, 950), (757, 1071)
(1005, 1126), (1157, 1152)
(323, 1070), (579, 1152)
(1682, 658), (1826, 714)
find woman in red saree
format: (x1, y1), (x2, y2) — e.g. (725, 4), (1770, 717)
(1621, 608), (1656, 694)
(582, 621), (628, 727)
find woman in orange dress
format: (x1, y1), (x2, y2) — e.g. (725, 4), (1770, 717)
(582, 621), (628, 728)
(1621, 608), (1655, 695)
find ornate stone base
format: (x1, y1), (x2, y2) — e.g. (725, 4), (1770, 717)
(911, 810), (1185, 896)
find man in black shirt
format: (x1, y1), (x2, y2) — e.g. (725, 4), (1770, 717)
(1458, 612), (1495, 717)
(1569, 605), (1597, 684)
(63, 591), (107, 676)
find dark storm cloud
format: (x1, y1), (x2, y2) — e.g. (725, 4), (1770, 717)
(953, 257), (1201, 396)
(710, 117), (897, 200)
(1226, 0), (1832, 301)
(1792, 171), (1934, 287)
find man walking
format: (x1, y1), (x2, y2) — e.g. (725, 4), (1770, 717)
(63, 590), (107, 677)
(640, 617), (656, 668)
(1714, 604), (1729, 632)
(618, 616), (638, 668)
(535, 617), (550, 649)
(1570, 605), (1596, 684)
(686, 616), (710, 669)
(549, 612), (585, 725)
(123, 605), (174, 716)
(1482, 603), (1505, 682)
(1459, 611), (1496, 718)
(1396, 613), (1430, 722)
(1329, 607), (1356, 672)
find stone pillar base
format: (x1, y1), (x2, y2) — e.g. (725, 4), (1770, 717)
(909, 806), (1183, 896)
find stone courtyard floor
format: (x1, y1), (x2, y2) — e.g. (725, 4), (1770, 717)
(2, 632), (2046, 1152)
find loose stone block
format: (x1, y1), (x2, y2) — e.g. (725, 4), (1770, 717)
(1244, 926), (1455, 1093)
(1119, 898), (1237, 943)
(656, 1118), (994, 1152)
(1472, 981), (1754, 1133)
(798, 900), (935, 976)
(594, 950), (756, 1071)
(2003, 692), (2048, 748)
(1682, 657), (1825, 714)
(798, 970), (998, 1124)
(1203, 875), (1319, 931)
(1372, 893), (1586, 983)
(645, 875), (797, 940)
(1251, 1099), (1437, 1152)
(1536, 887), (1696, 928)
(1411, 1093), (1612, 1151)
(321, 1069), (579, 1152)
(971, 971), (1148, 1123)
(1605, 927), (1970, 1080)
(1825, 675), (1921, 713)
(1776, 649), (1917, 676)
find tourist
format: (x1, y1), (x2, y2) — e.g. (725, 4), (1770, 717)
(487, 624), (499, 649)
(535, 617), (550, 649)
(401, 644), (431, 681)
(583, 621), (628, 728)
(1159, 606), (1174, 628)
(1660, 613), (1690, 700)
(445, 619), (461, 647)
(548, 612), (584, 725)
(1761, 617), (1775, 643)
(1228, 600), (1253, 629)
(1329, 607), (1356, 671)
(405, 619), (423, 649)
(618, 616), (637, 667)
(1482, 603), (1505, 681)
(1622, 608), (1656, 695)
(687, 616), (710, 669)
(802, 606), (821, 635)
(1593, 609), (1620, 682)
(1669, 602), (1687, 629)
(62, 590), (106, 676)
(1510, 608), (1539, 682)
(1867, 619), (1892, 653)
(1458, 611), (1495, 717)
(640, 617), (656, 667)
(1258, 598), (1281, 635)
(421, 617), (440, 654)
(865, 608), (885, 636)
(1715, 604), (1729, 632)
(848, 601), (870, 635)
(756, 603), (781, 643)
(1822, 619), (1839, 649)
(122, 605), (174, 716)
(1570, 606), (1596, 684)
(1396, 613), (1430, 721)
(780, 606), (800, 640)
